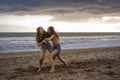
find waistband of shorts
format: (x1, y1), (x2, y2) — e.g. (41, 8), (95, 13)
(53, 44), (60, 47)
(41, 42), (50, 45)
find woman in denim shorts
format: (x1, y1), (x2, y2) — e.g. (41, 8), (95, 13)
(45, 26), (68, 73)
(36, 26), (53, 72)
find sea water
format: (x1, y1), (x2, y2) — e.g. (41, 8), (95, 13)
(0, 33), (120, 53)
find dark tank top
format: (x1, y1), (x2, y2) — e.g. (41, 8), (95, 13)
(38, 32), (50, 43)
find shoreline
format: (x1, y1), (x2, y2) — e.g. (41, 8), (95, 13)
(0, 46), (120, 54)
(0, 46), (120, 80)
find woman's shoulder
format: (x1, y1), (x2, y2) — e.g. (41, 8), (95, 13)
(53, 34), (59, 39)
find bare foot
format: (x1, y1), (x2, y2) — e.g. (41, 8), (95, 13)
(64, 62), (69, 67)
(66, 63), (69, 66)
(49, 68), (55, 73)
(38, 68), (41, 72)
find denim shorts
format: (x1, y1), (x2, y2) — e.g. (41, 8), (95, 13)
(40, 42), (52, 50)
(53, 44), (61, 52)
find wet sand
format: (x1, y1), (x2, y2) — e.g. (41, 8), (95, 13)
(0, 47), (120, 80)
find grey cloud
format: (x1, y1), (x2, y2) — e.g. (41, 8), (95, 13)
(0, 0), (120, 22)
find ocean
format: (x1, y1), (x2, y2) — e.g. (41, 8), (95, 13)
(0, 32), (120, 53)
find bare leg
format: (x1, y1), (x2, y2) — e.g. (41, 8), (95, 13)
(48, 46), (56, 60)
(57, 54), (68, 66)
(47, 45), (53, 53)
(38, 49), (46, 72)
(48, 50), (59, 73)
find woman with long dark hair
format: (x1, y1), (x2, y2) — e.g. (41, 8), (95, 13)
(36, 26), (53, 72)
(45, 26), (68, 73)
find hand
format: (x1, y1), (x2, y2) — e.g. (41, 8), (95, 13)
(36, 42), (40, 47)
(45, 38), (48, 41)
(42, 40), (47, 44)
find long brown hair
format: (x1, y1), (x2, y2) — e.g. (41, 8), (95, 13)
(36, 27), (46, 42)
(48, 26), (59, 39)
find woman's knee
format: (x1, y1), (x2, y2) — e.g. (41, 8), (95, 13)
(40, 55), (45, 59)
(48, 54), (53, 59)
(40, 57), (44, 60)
(39, 56), (45, 62)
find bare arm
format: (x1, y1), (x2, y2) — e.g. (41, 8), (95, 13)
(36, 40), (45, 47)
(45, 34), (55, 41)
(36, 41), (41, 47)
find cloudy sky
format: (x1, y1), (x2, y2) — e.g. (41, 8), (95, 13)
(0, 0), (120, 32)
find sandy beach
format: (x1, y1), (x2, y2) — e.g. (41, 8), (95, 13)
(0, 47), (120, 80)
